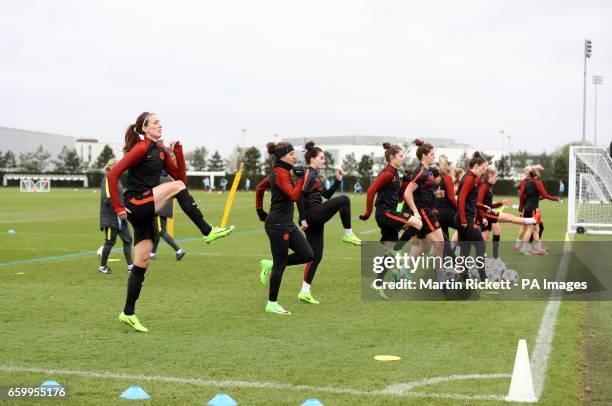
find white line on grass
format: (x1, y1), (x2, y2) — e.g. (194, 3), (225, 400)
(381, 373), (511, 394)
(187, 252), (357, 260)
(0, 215), (95, 224)
(530, 248), (571, 398)
(0, 365), (508, 401)
(358, 228), (380, 235)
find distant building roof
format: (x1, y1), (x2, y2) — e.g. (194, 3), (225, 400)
(0, 126), (74, 157)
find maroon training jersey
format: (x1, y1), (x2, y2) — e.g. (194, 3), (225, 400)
(107, 138), (186, 215)
(362, 164), (400, 218)
(408, 163), (436, 210)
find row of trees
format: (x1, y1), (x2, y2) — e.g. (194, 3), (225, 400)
(0, 144), (230, 174)
(185, 146), (233, 172)
(493, 147), (570, 182)
(0, 142), (577, 182)
(0, 145), (112, 173)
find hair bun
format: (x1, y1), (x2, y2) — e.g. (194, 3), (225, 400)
(304, 141), (315, 151)
(266, 142), (276, 155)
(472, 151), (482, 158)
(382, 142), (391, 150)
(413, 139), (424, 147)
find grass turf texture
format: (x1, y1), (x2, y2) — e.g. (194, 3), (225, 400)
(0, 188), (600, 405)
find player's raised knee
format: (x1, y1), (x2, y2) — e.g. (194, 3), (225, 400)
(173, 180), (186, 192)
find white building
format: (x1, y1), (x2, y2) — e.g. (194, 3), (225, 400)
(75, 138), (123, 167)
(282, 135), (503, 173)
(0, 126), (123, 170)
(0, 126), (74, 159)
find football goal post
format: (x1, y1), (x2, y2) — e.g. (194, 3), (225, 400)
(3, 174), (89, 191)
(19, 177), (51, 192)
(567, 146), (612, 235)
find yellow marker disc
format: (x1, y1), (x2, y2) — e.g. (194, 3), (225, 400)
(16, 272), (24, 275)
(107, 259), (120, 262)
(374, 355), (401, 361)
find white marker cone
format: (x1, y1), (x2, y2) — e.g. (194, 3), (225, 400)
(506, 339), (537, 403)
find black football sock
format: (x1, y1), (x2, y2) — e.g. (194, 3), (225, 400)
(175, 189), (212, 236)
(124, 265), (146, 315)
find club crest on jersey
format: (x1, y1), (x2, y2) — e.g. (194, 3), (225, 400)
(159, 151), (165, 160)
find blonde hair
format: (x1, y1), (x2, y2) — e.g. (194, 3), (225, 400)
(439, 156), (452, 176)
(529, 164), (544, 178)
(453, 168), (464, 183)
(523, 165), (531, 177)
(104, 158), (118, 172)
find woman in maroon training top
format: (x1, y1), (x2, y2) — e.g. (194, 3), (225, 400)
(254, 142), (313, 315)
(513, 165), (534, 250)
(108, 112), (234, 332)
(477, 167), (536, 263)
(359, 143), (422, 298)
(455, 152), (488, 281)
(519, 165), (560, 255)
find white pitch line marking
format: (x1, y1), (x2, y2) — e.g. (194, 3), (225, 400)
(381, 373), (511, 395)
(530, 247), (571, 399)
(360, 228), (380, 235)
(0, 365), (507, 401)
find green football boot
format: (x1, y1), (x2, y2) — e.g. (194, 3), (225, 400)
(203, 225), (235, 244)
(298, 291), (320, 304)
(119, 312), (148, 332)
(342, 234), (363, 246)
(266, 301), (291, 315)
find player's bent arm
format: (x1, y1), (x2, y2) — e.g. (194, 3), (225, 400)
(404, 182), (420, 216)
(107, 141), (148, 214)
(361, 170), (392, 219)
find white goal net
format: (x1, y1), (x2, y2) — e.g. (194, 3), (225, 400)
(568, 146), (612, 235)
(20, 178), (51, 192)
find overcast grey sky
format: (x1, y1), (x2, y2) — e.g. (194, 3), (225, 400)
(1, 0), (610, 156)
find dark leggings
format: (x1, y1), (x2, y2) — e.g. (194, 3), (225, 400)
(152, 216), (181, 253)
(266, 225), (314, 301)
(100, 226), (133, 267)
(437, 208), (457, 259)
(303, 195), (351, 284)
(458, 222), (486, 280)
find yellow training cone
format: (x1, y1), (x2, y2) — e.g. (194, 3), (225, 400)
(374, 355), (401, 361)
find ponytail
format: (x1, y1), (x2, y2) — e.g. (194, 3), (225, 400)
(413, 138), (434, 160)
(468, 151), (486, 169)
(439, 156), (451, 176)
(123, 124), (140, 153)
(529, 164), (544, 178)
(383, 142), (402, 163)
(303, 141), (323, 164)
(123, 111), (152, 153)
(266, 141), (294, 160)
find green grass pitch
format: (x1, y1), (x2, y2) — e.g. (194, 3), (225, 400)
(0, 188), (596, 404)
